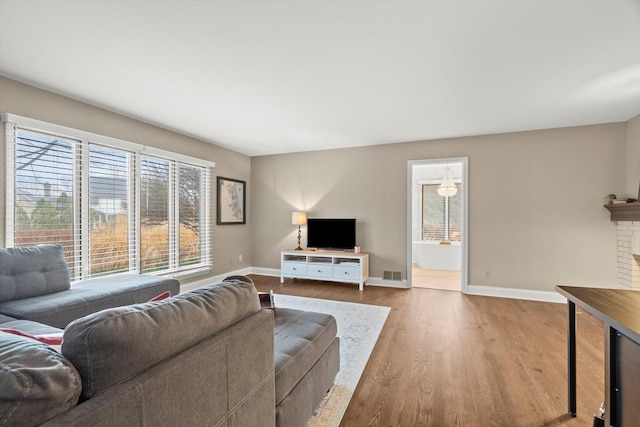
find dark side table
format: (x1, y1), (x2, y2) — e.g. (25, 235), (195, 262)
(556, 285), (640, 427)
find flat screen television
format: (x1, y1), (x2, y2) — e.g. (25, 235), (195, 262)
(307, 218), (356, 251)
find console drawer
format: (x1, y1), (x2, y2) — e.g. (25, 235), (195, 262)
(333, 266), (361, 281)
(307, 263), (333, 278)
(282, 262), (307, 276)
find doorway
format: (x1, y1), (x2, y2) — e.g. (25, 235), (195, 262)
(407, 158), (468, 292)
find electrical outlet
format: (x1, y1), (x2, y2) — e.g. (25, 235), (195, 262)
(483, 270), (491, 279)
(238, 254), (243, 262)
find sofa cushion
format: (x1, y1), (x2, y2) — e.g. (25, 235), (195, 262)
(63, 277), (261, 399)
(73, 274), (180, 301)
(0, 245), (70, 303)
(273, 308), (338, 405)
(0, 313), (16, 323)
(0, 274), (180, 328)
(0, 332), (81, 426)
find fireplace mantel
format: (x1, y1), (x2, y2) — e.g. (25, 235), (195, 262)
(604, 203), (640, 221)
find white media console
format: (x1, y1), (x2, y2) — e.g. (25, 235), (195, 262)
(280, 250), (369, 291)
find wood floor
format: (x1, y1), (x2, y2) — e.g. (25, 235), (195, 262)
(412, 265), (461, 291)
(250, 275), (605, 427)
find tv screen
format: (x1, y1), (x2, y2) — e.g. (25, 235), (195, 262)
(307, 218), (356, 250)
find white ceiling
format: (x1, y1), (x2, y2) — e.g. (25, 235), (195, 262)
(1, 1), (639, 157)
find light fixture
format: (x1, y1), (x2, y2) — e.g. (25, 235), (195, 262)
(437, 167), (458, 197)
(291, 211), (307, 250)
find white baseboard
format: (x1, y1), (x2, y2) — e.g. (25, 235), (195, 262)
(180, 267), (564, 303)
(367, 277), (409, 288)
(250, 267), (280, 277)
(465, 285), (566, 303)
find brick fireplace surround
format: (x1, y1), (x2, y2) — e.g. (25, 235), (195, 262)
(617, 221), (640, 289)
(604, 203), (640, 289)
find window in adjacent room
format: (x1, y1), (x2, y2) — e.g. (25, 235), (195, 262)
(3, 113), (213, 281)
(421, 183), (462, 242)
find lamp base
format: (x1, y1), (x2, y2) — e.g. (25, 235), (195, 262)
(295, 226), (303, 251)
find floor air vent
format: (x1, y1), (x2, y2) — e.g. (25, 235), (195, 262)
(383, 271), (402, 281)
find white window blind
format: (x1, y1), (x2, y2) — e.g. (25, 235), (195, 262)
(178, 163), (206, 268)
(3, 114), (213, 281)
(88, 145), (131, 277)
(11, 130), (78, 277)
(140, 155), (171, 273)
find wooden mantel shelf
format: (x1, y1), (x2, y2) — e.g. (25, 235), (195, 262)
(604, 203), (640, 221)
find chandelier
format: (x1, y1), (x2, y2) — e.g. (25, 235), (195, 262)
(437, 167), (458, 197)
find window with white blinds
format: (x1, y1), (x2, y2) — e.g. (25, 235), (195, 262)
(421, 183), (462, 242)
(140, 156), (171, 273)
(3, 114), (213, 281)
(13, 131), (78, 277)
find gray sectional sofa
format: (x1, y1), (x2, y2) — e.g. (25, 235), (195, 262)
(274, 307), (340, 425)
(0, 246), (340, 427)
(0, 245), (180, 327)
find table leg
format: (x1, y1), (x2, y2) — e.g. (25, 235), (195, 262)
(604, 326), (618, 427)
(568, 300), (577, 416)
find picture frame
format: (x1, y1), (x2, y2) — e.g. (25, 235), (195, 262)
(216, 176), (246, 225)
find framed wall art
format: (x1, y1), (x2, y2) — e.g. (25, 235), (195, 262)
(217, 176), (246, 224)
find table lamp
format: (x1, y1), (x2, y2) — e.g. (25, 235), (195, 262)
(292, 211), (307, 250)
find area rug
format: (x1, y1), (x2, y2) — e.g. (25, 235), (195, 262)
(274, 294), (390, 427)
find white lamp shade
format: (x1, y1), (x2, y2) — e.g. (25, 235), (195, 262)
(292, 211), (307, 225)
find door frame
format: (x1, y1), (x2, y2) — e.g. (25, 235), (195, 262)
(407, 157), (468, 292)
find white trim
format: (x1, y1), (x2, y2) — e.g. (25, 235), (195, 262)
(366, 277), (410, 288)
(169, 162), (179, 271)
(161, 265), (212, 281)
(179, 267), (252, 293)
(79, 141), (90, 279)
(131, 155), (141, 272)
(251, 267), (280, 277)
(466, 284), (566, 303)
(407, 157), (469, 293)
(4, 122), (16, 246)
(201, 167), (212, 267)
(180, 267), (565, 304)
(1, 113), (215, 168)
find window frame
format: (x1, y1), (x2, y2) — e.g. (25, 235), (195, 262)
(2, 113), (214, 281)
(420, 180), (462, 243)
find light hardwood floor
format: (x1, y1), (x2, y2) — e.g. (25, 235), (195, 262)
(412, 264), (461, 291)
(250, 275), (605, 427)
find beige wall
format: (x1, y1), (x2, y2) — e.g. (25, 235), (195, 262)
(1, 76), (632, 293)
(626, 114), (640, 198)
(251, 124), (627, 292)
(0, 76), (252, 279)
